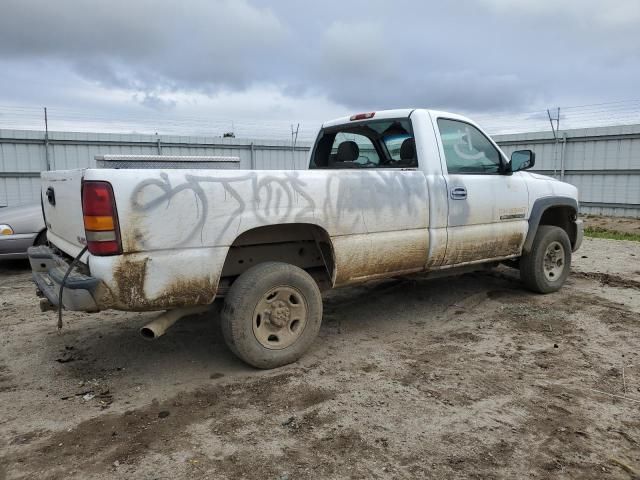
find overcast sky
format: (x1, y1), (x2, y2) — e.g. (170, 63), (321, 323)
(0, 0), (639, 136)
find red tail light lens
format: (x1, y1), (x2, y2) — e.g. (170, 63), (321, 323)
(81, 181), (122, 256)
(350, 112), (375, 121)
(82, 182), (115, 216)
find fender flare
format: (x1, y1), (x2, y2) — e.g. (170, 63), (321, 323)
(523, 196), (578, 253)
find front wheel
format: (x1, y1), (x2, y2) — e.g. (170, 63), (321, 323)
(519, 226), (571, 293)
(221, 262), (323, 369)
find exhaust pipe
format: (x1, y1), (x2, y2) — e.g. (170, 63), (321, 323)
(140, 306), (209, 340)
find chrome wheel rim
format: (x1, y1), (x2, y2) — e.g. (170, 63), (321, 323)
(543, 241), (565, 282)
(252, 286), (308, 350)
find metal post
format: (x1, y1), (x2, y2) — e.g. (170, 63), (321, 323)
(555, 108), (561, 179)
(291, 123), (299, 170)
(43, 107), (51, 171)
(560, 132), (567, 180)
(156, 136), (162, 155)
(250, 142), (255, 169)
(547, 108), (559, 178)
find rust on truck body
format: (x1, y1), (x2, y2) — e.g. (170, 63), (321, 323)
(332, 229), (429, 286)
(111, 255), (218, 311)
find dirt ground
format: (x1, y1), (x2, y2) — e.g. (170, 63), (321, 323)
(1, 237), (639, 480)
(582, 214), (640, 236)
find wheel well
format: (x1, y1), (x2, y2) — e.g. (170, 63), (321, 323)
(219, 224), (335, 291)
(538, 206), (578, 248)
(34, 229), (47, 245)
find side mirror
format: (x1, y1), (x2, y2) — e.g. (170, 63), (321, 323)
(510, 149), (535, 172)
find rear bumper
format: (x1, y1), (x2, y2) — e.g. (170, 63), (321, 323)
(27, 245), (104, 312)
(573, 219), (584, 252)
(0, 233), (37, 259)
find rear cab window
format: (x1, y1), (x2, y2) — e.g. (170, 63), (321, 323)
(310, 118), (417, 169)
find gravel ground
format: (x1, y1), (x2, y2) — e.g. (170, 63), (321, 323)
(1, 237), (639, 480)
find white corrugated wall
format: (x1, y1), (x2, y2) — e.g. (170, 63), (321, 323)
(495, 125), (640, 217)
(1, 125), (639, 217)
(0, 129), (311, 206)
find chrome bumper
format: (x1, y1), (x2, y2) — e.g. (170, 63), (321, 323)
(27, 245), (103, 312)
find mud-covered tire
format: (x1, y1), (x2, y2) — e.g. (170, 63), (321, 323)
(221, 262), (323, 369)
(520, 225), (571, 293)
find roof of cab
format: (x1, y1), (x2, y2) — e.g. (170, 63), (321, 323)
(321, 108), (477, 129)
(322, 109), (415, 128)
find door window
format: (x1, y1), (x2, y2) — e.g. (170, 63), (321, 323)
(437, 118), (502, 174)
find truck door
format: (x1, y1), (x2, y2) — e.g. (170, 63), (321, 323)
(309, 117), (430, 285)
(434, 116), (529, 266)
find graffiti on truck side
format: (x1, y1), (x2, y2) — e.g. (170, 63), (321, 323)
(128, 170), (428, 250)
(130, 171), (317, 248)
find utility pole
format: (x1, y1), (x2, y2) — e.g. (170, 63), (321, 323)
(155, 132), (162, 155)
(44, 107), (51, 171)
(547, 107), (560, 178)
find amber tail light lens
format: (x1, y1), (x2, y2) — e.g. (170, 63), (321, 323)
(81, 181), (122, 256)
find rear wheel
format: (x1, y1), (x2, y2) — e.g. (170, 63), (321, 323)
(221, 262), (323, 369)
(519, 225), (571, 293)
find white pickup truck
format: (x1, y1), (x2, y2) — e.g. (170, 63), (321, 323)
(29, 109), (583, 368)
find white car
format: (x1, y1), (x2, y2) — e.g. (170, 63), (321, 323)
(28, 108), (583, 368)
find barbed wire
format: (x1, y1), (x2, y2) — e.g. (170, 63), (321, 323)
(472, 100), (640, 134)
(0, 104), (322, 141)
(1, 100), (640, 140)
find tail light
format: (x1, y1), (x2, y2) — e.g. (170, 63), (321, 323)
(81, 181), (122, 256)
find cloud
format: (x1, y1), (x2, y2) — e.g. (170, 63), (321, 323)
(0, 0), (639, 130)
(135, 92), (177, 111)
(479, 0), (640, 28)
(0, 0), (287, 91)
(319, 21), (395, 79)
(311, 13), (535, 112)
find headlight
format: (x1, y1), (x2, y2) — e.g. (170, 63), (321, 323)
(0, 224), (14, 235)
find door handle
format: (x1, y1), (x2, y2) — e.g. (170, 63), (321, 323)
(450, 187), (467, 200)
(46, 187), (56, 206)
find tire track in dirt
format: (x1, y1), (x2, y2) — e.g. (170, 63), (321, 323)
(2, 372), (339, 479)
(2, 242), (640, 480)
(572, 270), (640, 290)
